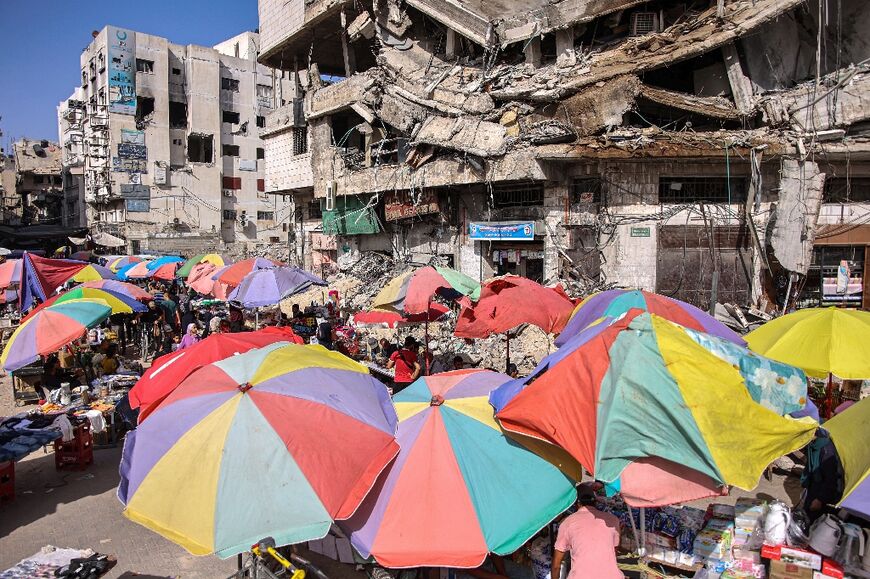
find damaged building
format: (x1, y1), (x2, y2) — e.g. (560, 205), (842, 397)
(12, 139), (64, 226)
(257, 0), (870, 311)
(61, 27), (296, 255)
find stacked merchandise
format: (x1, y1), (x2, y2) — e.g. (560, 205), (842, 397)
(693, 505), (736, 575)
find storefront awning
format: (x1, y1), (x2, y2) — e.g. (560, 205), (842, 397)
(815, 224), (870, 245)
(322, 196), (381, 235)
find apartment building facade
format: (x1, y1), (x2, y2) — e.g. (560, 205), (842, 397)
(61, 27), (295, 254)
(257, 0), (870, 312)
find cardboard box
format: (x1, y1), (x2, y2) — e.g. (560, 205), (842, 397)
(644, 532), (677, 548)
(769, 560), (813, 579)
(817, 559), (843, 579)
(761, 544), (822, 571)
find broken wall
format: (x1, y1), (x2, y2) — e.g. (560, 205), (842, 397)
(769, 159), (825, 275)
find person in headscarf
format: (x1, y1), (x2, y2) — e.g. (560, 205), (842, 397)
(178, 323), (201, 350)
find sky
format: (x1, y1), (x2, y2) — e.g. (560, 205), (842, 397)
(0, 0), (259, 151)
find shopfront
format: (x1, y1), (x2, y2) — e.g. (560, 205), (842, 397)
(469, 221), (544, 282)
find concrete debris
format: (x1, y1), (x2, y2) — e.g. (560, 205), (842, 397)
(413, 116), (508, 157)
(558, 75), (641, 136)
(347, 11), (376, 42)
(639, 84), (740, 120)
(769, 159), (825, 275)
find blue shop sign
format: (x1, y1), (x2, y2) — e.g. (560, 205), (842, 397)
(468, 221), (535, 241)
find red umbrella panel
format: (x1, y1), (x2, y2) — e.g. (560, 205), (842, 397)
(352, 304), (450, 328)
(454, 276), (575, 338)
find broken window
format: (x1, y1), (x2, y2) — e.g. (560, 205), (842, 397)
(256, 147), (265, 160)
(492, 182), (544, 208)
(223, 209), (237, 221)
(221, 77), (240, 92)
(823, 177), (870, 203)
(659, 177), (747, 204)
(169, 101), (188, 128)
(256, 115), (266, 128)
(571, 178), (603, 205)
(308, 200), (322, 219)
(81, 70), (87, 87)
(257, 179), (265, 192)
(222, 144), (240, 157)
(136, 59), (154, 74)
(257, 211), (275, 220)
(222, 110), (240, 124)
(293, 127), (308, 156)
(256, 84), (274, 99)
(97, 51), (105, 72)
(172, 67), (181, 75)
(34, 175), (44, 184)
(135, 96), (155, 123)
(187, 134), (213, 163)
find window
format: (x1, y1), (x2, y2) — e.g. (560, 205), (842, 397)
(54, 176), (62, 185)
(308, 200), (322, 219)
(257, 179), (265, 192)
(98, 88), (106, 105)
(172, 67), (181, 75)
(187, 134), (214, 163)
(223, 209), (237, 221)
(257, 211), (275, 220)
(256, 84), (274, 99)
(169, 101), (187, 128)
(256, 147), (265, 160)
(270, 236), (280, 243)
(81, 70), (87, 87)
(659, 177), (747, 204)
(97, 51), (105, 72)
(221, 77), (240, 92)
(89, 59), (96, 79)
(136, 59), (154, 74)
(222, 176), (242, 189)
(256, 115), (266, 128)
(222, 110), (240, 124)
(571, 178), (602, 205)
(492, 182), (544, 207)
(823, 177), (870, 203)
(34, 175), (44, 184)
(135, 96), (155, 122)
(293, 127), (308, 156)
(222, 144), (240, 157)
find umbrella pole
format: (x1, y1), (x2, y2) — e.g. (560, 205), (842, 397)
(506, 333), (511, 373)
(255, 308), (259, 330)
(640, 507), (647, 557)
(629, 505), (641, 555)
(825, 372), (834, 419)
(424, 303), (430, 376)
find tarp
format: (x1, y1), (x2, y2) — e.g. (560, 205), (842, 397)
(20, 254), (88, 311)
(92, 231), (127, 248)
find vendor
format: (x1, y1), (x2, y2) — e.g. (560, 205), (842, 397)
(40, 356), (84, 393)
(801, 430), (845, 522)
(551, 486), (623, 579)
(387, 336), (421, 394)
(101, 344), (120, 374)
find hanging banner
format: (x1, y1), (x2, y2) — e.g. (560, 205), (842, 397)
(384, 190), (440, 221)
(468, 221), (535, 241)
(121, 129), (145, 145)
(107, 26), (136, 115)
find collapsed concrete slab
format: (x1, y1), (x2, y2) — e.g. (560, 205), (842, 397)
(769, 159), (825, 275)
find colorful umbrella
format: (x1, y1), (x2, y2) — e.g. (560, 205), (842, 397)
(146, 256), (185, 271)
(352, 304), (450, 328)
(555, 289), (745, 347)
(745, 307), (870, 380)
(492, 310), (817, 506)
(0, 259), (21, 288)
(344, 369), (576, 568)
(824, 397), (870, 518)
(150, 261), (181, 281)
(23, 286), (147, 323)
(0, 288), (18, 304)
(119, 342), (399, 558)
(212, 258), (280, 288)
(68, 263), (118, 283)
(129, 327), (304, 423)
(1, 299), (112, 371)
(123, 261), (155, 280)
(80, 280), (152, 302)
(372, 266), (481, 315)
(454, 276), (575, 338)
(176, 253), (233, 279)
(107, 256), (142, 273)
(186, 262), (220, 295)
(20, 254), (89, 310)
(228, 267), (327, 308)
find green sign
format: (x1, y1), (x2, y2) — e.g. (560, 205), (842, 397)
(630, 227), (651, 238)
(322, 195), (381, 235)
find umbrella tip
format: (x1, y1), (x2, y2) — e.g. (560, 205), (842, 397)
(238, 383), (253, 393)
(430, 394), (444, 407)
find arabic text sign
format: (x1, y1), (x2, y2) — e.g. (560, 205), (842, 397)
(468, 221), (535, 241)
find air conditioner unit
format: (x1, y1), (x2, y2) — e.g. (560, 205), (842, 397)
(630, 12), (660, 36)
(239, 211), (249, 227)
(325, 181), (337, 211)
(223, 190), (235, 197)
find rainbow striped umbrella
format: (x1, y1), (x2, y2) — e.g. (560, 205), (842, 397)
(343, 370), (576, 568)
(1, 299), (112, 371)
(176, 253), (233, 279)
(80, 280), (152, 302)
(492, 310), (817, 507)
(68, 263), (118, 283)
(372, 266), (481, 315)
(556, 289), (745, 347)
(107, 256), (143, 272)
(0, 259), (22, 288)
(119, 342), (399, 558)
(23, 286), (146, 323)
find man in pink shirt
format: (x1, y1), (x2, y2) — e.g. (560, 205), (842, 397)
(551, 487), (623, 579)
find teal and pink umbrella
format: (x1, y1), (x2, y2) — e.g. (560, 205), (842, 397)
(343, 369), (576, 568)
(556, 289), (745, 347)
(372, 266), (481, 315)
(1, 299), (112, 371)
(119, 342), (399, 558)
